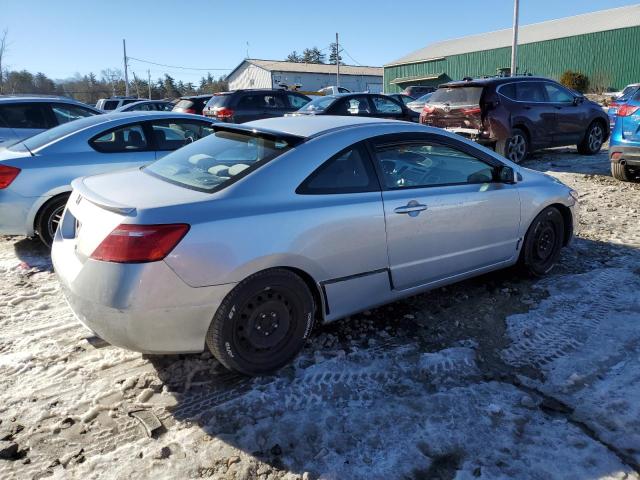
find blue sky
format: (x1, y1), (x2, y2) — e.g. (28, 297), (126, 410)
(1, 0), (637, 82)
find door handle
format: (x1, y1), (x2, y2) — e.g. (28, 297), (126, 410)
(394, 202), (428, 215)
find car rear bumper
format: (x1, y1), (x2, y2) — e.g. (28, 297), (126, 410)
(609, 144), (640, 167)
(0, 189), (35, 236)
(52, 229), (236, 354)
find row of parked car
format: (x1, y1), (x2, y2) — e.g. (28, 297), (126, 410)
(2, 73), (632, 375)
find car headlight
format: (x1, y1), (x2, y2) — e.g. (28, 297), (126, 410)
(569, 189), (579, 202)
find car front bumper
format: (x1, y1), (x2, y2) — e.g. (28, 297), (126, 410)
(52, 229), (236, 354)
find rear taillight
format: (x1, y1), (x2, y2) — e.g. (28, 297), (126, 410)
(0, 165), (20, 189)
(422, 105), (435, 114)
(90, 224), (189, 263)
(183, 108), (196, 114)
(461, 106), (481, 115)
(618, 105), (639, 117)
(215, 107), (234, 119)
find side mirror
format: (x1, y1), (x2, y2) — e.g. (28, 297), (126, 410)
(573, 96), (585, 106)
(497, 165), (517, 184)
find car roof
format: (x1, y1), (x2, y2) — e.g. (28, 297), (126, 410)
(440, 76), (553, 88)
(0, 95), (96, 106)
(245, 115), (398, 138)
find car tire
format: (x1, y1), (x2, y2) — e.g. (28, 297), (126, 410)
(520, 206), (565, 277)
(206, 269), (315, 376)
(36, 194), (69, 247)
(495, 128), (529, 163)
(577, 121), (605, 155)
(611, 162), (637, 182)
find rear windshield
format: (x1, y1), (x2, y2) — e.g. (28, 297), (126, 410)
(298, 96), (336, 112)
(175, 99), (194, 109)
(103, 100), (119, 110)
(144, 129), (297, 192)
(619, 86), (640, 102)
(205, 95), (230, 108)
(428, 87), (483, 105)
(9, 115), (108, 152)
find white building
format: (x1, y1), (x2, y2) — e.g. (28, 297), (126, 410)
(226, 59), (383, 93)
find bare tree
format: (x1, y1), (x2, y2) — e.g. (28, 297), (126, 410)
(0, 29), (9, 94)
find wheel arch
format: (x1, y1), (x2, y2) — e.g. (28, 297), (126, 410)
(278, 266), (326, 324)
(548, 202), (573, 247)
(34, 191), (71, 233)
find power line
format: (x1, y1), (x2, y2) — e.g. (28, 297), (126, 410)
(128, 56), (232, 71)
(340, 47), (364, 66)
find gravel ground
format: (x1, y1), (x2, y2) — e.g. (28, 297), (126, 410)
(0, 146), (639, 480)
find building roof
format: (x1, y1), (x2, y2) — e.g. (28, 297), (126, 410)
(228, 59), (383, 78)
(387, 4), (640, 67)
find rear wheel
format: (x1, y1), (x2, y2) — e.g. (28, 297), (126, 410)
(206, 269), (315, 376)
(577, 121), (605, 155)
(36, 194), (69, 247)
(611, 162), (638, 182)
(496, 128), (529, 164)
(520, 206), (565, 277)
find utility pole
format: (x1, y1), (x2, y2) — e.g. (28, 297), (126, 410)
(510, 0), (520, 76)
(123, 39), (130, 96)
(147, 69), (151, 99)
(335, 32), (340, 87)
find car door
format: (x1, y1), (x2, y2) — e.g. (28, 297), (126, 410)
(370, 95), (407, 121)
(147, 119), (215, 159)
(370, 133), (521, 290)
(0, 102), (53, 145)
(88, 123), (156, 173)
(512, 81), (556, 149)
(542, 82), (588, 145)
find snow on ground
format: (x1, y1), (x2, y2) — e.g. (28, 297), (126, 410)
(0, 147), (639, 479)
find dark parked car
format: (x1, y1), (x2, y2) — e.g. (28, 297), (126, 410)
(288, 93), (415, 122)
(202, 89), (311, 123)
(403, 86), (436, 98)
(420, 76), (610, 163)
(115, 100), (174, 112)
(172, 95), (213, 115)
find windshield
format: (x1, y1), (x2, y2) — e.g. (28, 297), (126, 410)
(144, 129), (297, 192)
(9, 115), (108, 152)
(428, 87), (483, 105)
(298, 96), (336, 112)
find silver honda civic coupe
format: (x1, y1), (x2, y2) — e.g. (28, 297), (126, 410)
(0, 112), (216, 245)
(52, 116), (578, 375)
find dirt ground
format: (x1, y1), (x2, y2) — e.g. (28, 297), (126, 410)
(0, 146), (639, 480)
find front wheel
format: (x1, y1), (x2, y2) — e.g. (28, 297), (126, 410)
(206, 269), (315, 376)
(520, 207), (565, 277)
(36, 194), (69, 247)
(496, 128), (529, 164)
(577, 121), (605, 155)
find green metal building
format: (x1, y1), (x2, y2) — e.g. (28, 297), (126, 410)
(384, 4), (640, 93)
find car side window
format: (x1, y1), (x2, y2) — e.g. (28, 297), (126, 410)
(159, 103), (174, 111)
(287, 93), (310, 109)
(237, 95), (262, 109)
(264, 94), (287, 109)
(0, 103), (51, 129)
(333, 97), (371, 115)
(150, 120), (215, 151)
(297, 144), (379, 194)
(374, 141), (495, 189)
(515, 82), (547, 102)
(51, 104), (97, 125)
(498, 83), (516, 100)
(544, 83), (574, 103)
(90, 124), (148, 153)
(372, 96), (402, 114)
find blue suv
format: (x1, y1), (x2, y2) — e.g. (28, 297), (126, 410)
(609, 89), (640, 182)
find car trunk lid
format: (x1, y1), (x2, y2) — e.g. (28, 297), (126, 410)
(63, 168), (211, 260)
